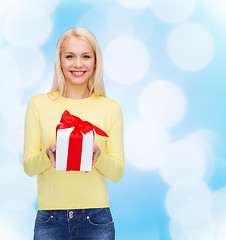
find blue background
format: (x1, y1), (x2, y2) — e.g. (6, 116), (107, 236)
(0, 0), (226, 239)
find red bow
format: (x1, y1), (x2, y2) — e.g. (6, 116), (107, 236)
(56, 110), (109, 137)
(56, 110), (108, 171)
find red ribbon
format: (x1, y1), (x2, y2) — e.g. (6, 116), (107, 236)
(56, 110), (108, 171)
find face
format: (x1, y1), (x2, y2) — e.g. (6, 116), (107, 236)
(60, 36), (96, 90)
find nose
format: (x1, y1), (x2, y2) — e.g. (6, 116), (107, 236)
(73, 57), (83, 68)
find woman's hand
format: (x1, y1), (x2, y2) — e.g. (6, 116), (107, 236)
(46, 143), (101, 172)
(92, 143), (101, 168)
(86, 143), (101, 173)
(46, 144), (56, 168)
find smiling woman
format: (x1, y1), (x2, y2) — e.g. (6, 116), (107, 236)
(23, 28), (124, 240)
(52, 28), (105, 97)
(60, 36), (96, 99)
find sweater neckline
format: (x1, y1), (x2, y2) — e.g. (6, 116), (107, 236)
(48, 91), (96, 103)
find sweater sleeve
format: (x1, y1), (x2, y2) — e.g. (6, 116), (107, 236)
(94, 102), (124, 183)
(23, 98), (52, 177)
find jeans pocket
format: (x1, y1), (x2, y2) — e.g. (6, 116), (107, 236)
(86, 208), (114, 227)
(35, 210), (54, 225)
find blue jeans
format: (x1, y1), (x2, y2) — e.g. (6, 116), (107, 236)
(34, 208), (115, 240)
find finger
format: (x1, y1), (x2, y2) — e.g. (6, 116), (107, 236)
(50, 145), (56, 152)
(49, 151), (56, 168)
(52, 145), (56, 168)
(92, 150), (99, 167)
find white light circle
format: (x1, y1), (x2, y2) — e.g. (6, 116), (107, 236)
(167, 22), (215, 71)
(0, 197), (32, 214)
(139, 80), (186, 128)
(183, 230), (215, 240)
(0, 50), (20, 90)
(170, 215), (216, 240)
(0, 218), (22, 240)
(6, 167), (38, 203)
(31, 0), (59, 13)
(3, 2), (53, 46)
(209, 0), (226, 22)
(216, 220), (226, 240)
(106, 6), (154, 42)
(0, 209), (36, 239)
(1, 102), (27, 153)
(81, 0), (115, 4)
(212, 187), (226, 223)
(166, 186), (212, 226)
(0, 49), (22, 112)
(104, 36), (150, 84)
(36, 70), (54, 94)
(159, 139), (206, 189)
(77, 6), (154, 47)
(125, 121), (170, 170)
(76, 6), (112, 48)
(0, 140), (20, 186)
(0, 0), (13, 16)
(117, 0), (152, 9)
(105, 7), (135, 39)
(15, 0), (59, 13)
(151, 0), (196, 23)
(187, 130), (216, 183)
(6, 45), (45, 88)
(169, 221), (187, 240)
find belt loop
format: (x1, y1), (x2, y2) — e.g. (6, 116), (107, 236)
(82, 209), (86, 221)
(82, 209), (85, 215)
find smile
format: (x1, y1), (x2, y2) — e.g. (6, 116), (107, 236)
(71, 71), (86, 77)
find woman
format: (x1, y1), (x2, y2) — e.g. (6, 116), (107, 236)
(23, 28), (124, 240)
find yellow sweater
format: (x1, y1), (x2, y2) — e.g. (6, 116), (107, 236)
(23, 91), (124, 210)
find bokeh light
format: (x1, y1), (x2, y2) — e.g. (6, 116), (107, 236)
(1, 102), (26, 153)
(167, 22), (215, 71)
(3, 2), (53, 46)
(80, 0), (115, 5)
(5, 45), (45, 87)
(125, 121), (170, 170)
(0, 0), (225, 239)
(117, 0), (152, 9)
(209, 0), (226, 22)
(187, 130), (216, 183)
(139, 80), (186, 128)
(0, 49), (22, 112)
(150, 0), (196, 23)
(212, 187), (226, 223)
(0, 0), (13, 16)
(104, 36), (150, 84)
(165, 185), (212, 226)
(159, 139), (206, 189)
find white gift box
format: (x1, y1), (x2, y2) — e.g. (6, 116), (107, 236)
(55, 110), (108, 172)
(56, 127), (94, 171)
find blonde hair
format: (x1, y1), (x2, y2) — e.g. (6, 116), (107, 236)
(50, 28), (106, 97)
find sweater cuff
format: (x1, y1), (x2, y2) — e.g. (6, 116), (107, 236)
(94, 150), (107, 172)
(41, 149), (52, 170)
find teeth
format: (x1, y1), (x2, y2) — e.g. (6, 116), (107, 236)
(72, 71), (85, 76)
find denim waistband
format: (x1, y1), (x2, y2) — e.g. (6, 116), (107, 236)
(37, 207), (109, 221)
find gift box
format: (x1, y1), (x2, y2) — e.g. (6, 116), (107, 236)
(56, 110), (108, 171)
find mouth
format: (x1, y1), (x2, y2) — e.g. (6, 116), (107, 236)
(71, 71), (86, 77)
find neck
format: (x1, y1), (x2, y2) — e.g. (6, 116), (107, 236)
(65, 85), (90, 100)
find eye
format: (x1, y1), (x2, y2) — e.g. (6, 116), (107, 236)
(66, 55), (73, 59)
(83, 55), (91, 59)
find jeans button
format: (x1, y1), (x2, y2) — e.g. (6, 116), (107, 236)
(69, 211), (73, 218)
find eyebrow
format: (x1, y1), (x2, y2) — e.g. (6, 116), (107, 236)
(82, 52), (93, 55)
(64, 51), (93, 55)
